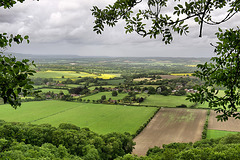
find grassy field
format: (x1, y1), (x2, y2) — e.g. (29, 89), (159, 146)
(34, 70), (118, 80)
(40, 89), (69, 94)
(207, 129), (239, 139)
(82, 92), (128, 101)
(98, 79), (125, 85)
(140, 85), (161, 88)
(33, 85), (48, 89)
(140, 94), (195, 107)
(0, 101), (158, 134)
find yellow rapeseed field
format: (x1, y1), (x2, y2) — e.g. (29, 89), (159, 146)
(36, 70), (118, 79)
(185, 65), (197, 67)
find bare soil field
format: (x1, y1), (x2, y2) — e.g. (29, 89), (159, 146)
(132, 108), (207, 156)
(208, 110), (240, 132)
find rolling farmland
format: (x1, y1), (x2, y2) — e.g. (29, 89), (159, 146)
(0, 101), (158, 135)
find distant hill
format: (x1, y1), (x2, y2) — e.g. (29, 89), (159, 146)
(1, 52), (210, 64)
(2, 52), (81, 60)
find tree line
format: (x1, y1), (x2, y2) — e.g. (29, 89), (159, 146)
(0, 121), (134, 160)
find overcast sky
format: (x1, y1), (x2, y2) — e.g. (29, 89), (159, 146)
(0, 0), (239, 57)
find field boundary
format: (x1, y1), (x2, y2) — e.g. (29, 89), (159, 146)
(202, 109), (210, 139)
(28, 105), (79, 123)
(132, 107), (161, 138)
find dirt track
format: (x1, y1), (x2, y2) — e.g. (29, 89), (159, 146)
(132, 108), (207, 156)
(208, 110), (240, 132)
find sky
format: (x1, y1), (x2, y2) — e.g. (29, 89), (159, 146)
(0, 0), (239, 57)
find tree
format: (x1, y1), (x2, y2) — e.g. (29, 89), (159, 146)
(161, 90), (171, 96)
(91, 0), (239, 44)
(69, 87), (89, 95)
(187, 28), (240, 121)
(147, 86), (156, 94)
(0, 0), (40, 108)
(101, 95), (106, 101)
(112, 90), (118, 96)
(175, 89), (186, 96)
(0, 55), (37, 108)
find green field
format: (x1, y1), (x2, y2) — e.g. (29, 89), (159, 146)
(33, 85), (48, 89)
(40, 88), (69, 94)
(0, 101), (158, 134)
(140, 85), (161, 88)
(140, 94), (195, 107)
(98, 79), (125, 85)
(207, 129), (240, 139)
(82, 92), (128, 101)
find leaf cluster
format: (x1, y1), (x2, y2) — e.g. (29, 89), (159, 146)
(187, 27), (240, 121)
(0, 54), (37, 108)
(92, 0), (239, 44)
(0, 0), (40, 108)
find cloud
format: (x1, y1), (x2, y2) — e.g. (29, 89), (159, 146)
(0, 0), (239, 57)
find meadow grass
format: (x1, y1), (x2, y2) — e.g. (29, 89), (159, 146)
(207, 129), (239, 139)
(40, 89), (69, 94)
(140, 85), (160, 88)
(140, 94), (195, 107)
(33, 85), (48, 89)
(82, 92), (128, 101)
(98, 79), (125, 85)
(0, 101), (158, 134)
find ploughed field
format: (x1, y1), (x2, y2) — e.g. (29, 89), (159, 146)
(207, 110), (240, 139)
(133, 108), (207, 156)
(0, 101), (158, 135)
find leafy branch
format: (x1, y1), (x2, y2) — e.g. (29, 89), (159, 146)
(92, 0), (239, 44)
(187, 27), (240, 121)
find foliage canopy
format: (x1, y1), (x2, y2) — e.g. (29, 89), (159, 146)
(91, 0), (239, 44)
(187, 28), (240, 121)
(0, 0), (38, 108)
